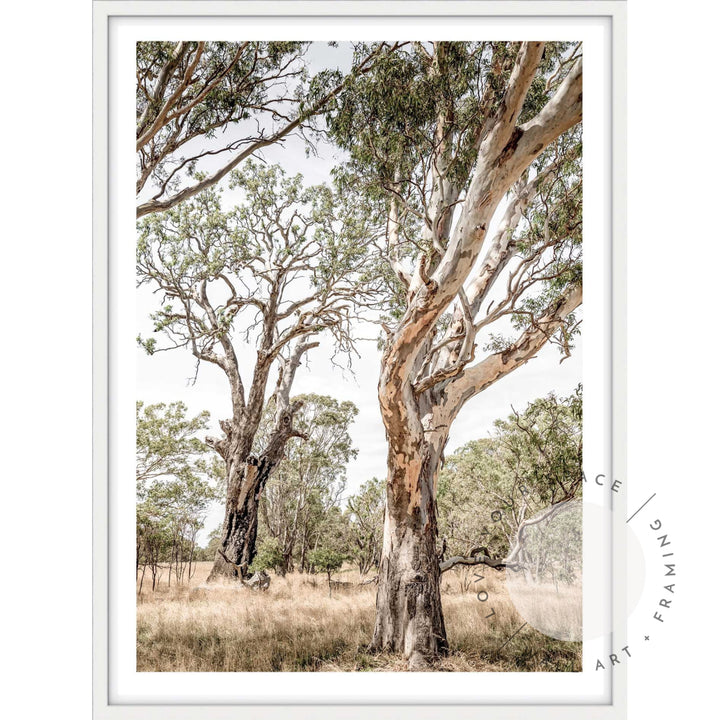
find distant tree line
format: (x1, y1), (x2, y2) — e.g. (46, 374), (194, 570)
(137, 386), (581, 591)
(136, 401), (223, 592)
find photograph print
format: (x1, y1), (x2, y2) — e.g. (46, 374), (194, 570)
(134, 39), (585, 674)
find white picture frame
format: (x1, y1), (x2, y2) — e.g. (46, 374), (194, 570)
(93, 2), (627, 717)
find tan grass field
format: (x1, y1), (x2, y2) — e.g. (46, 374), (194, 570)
(137, 562), (581, 672)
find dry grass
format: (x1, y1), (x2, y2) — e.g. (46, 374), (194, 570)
(137, 562), (581, 672)
(506, 580), (583, 643)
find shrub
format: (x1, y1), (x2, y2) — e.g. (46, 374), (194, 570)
(307, 548), (345, 596)
(251, 537), (285, 575)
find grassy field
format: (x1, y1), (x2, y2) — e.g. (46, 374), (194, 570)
(136, 562), (581, 672)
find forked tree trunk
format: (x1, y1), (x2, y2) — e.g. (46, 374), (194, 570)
(371, 437), (448, 668)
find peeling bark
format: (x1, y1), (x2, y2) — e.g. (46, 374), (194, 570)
(374, 43), (583, 666)
(371, 432), (448, 667)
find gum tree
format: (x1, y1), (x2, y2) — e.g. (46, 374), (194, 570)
(329, 41), (583, 665)
(137, 162), (385, 580)
(136, 41), (401, 217)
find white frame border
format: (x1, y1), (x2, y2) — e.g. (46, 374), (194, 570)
(92, 2), (627, 718)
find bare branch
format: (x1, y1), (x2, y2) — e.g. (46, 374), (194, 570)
(440, 546), (517, 573)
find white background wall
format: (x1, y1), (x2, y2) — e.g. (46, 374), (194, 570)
(1, 1), (716, 717)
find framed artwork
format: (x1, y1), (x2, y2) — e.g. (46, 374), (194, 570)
(93, 1), (627, 717)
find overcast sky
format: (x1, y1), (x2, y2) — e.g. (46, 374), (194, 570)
(136, 42), (582, 540)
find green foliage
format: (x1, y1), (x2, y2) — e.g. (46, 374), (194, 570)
(136, 401), (223, 589)
(195, 524), (223, 561)
(316, 505), (352, 558)
(519, 501), (582, 585)
(137, 41), (309, 198)
(250, 537), (285, 575)
(137, 41), (306, 130)
(136, 42), (413, 217)
(310, 546), (346, 596)
(327, 41), (583, 335)
(437, 438), (510, 558)
(137, 162), (390, 363)
(437, 386), (582, 560)
(494, 384), (582, 506)
(501, 128), (583, 357)
(136, 400), (223, 496)
(330, 42), (573, 187)
(308, 547), (345, 576)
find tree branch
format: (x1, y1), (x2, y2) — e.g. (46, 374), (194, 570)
(379, 43), (552, 408)
(444, 283), (582, 409)
(137, 44), (391, 217)
(440, 546), (517, 572)
(136, 42), (206, 151)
